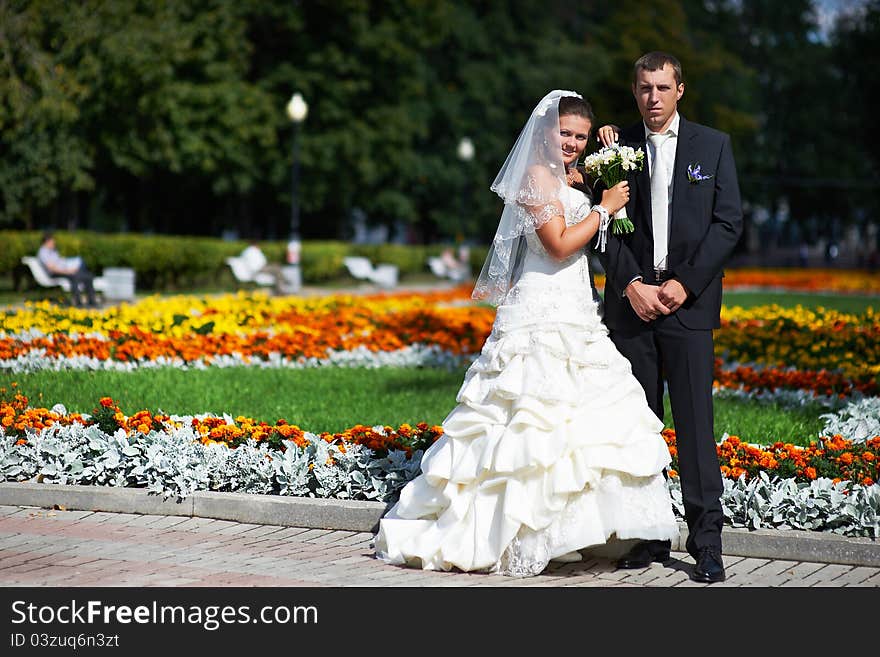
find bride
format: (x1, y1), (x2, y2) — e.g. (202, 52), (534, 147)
(373, 90), (679, 577)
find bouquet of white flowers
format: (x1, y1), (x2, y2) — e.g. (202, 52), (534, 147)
(581, 143), (645, 235)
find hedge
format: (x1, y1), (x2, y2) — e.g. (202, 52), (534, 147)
(1, 230), (489, 291)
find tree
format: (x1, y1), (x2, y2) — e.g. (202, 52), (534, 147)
(0, 0), (94, 228)
(831, 0), (880, 238)
(0, 1), (281, 235)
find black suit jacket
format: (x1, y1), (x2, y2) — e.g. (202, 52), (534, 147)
(595, 116), (743, 331)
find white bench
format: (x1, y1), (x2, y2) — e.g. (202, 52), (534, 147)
(343, 256), (398, 289)
(225, 256), (276, 287)
(21, 256), (109, 295)
(100, 267), (136, 301)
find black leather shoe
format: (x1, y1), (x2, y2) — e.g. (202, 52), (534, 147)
(616, 540), (671, 569)
(691, 547), (726, 583)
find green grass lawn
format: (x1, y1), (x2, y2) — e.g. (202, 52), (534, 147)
(1, 366), (826, 445)
(1, 367), (462, 434)
(722, 290), (877, 313)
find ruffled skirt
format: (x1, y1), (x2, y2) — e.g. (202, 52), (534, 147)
(373, 283), (679, 577)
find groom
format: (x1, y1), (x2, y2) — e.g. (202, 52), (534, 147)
(595, 51), (743, 583)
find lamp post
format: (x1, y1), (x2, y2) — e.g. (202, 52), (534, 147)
(455, 137), (475, 280)
(457, 137), (475, 234)
(457, 136), (474, 164)
(284, 92), (308, 293)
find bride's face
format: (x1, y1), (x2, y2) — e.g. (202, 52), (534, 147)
(558, 114), (591, 168)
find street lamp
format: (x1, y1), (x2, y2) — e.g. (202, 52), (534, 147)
(456, 136), (475, 244)
(284, 92), (308, 293)
(457, 137), (475, 163)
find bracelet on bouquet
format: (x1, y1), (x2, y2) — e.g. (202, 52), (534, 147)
(590, 204), (611, 252)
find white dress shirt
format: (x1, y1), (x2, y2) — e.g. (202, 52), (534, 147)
(623, 112), (680, 297)
(645, 111), (680, 272)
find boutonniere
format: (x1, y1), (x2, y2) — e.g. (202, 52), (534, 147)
(687, 163), (713, 184)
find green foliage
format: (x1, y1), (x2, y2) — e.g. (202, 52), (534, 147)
(0, 1), (871, 244)
(1, 230), (483, 289)
(300, 241), (348, 283)
(0, 0), (280, 233)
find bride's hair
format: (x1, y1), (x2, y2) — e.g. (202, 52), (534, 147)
(558, 96), (595, 125)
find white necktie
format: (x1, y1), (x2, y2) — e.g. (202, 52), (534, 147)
(648, 132), (671, 271)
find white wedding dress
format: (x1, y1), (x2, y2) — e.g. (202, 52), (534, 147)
(374, 185), (680, 577)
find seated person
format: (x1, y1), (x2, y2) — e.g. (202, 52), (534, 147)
(440, 246), (470, 282)
(37, 231), (98, 308)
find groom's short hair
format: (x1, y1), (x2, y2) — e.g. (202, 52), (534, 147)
(633, 51), (683, 86)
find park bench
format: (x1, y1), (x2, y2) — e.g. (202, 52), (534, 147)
(343, 256), (398, 289)
(21, 256), (110, 296)
(225, 255), (276, 288)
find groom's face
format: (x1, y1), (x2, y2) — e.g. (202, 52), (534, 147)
(632, 64), (684, 133)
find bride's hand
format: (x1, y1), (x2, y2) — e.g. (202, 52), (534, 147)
(597, 125), (620, 147)
(600, 181), (629, 214)
(566, 168), (584, 186)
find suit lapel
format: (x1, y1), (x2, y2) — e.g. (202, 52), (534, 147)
(621, 124), (651, 238)
(636, 134), (651, 237)
(670, 116), (698, 241)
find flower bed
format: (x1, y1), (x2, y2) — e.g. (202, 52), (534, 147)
(2, 394), (878, 538)
(720, 268), (880, 295)
(0, 287), (492, 367)
(2, 289), (878, 404)
(717, 305), (880, 387)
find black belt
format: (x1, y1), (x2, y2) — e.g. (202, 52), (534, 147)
(647, 268), (673, 284)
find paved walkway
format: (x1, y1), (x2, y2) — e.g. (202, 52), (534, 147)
(1, 505), (878, 588)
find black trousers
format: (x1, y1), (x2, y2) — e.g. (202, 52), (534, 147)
(59, 266), (97, 307)
(609, 310), (723, 555)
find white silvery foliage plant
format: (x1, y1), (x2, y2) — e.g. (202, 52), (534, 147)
(0, 433), (38, 481)
(206, 438), (275, 495)
(820, 397), (880, 443)
(24, 424), (130, 486)
(273, 440), (312, 497)
(3, 421), (878, 537)
(713, 385), (851, 411)
(310, 439), (352, 498)
(363, 447), (425, 502)
(127, 427), (212, 500)
(75, 426), (141, 487)
(709, 471), (879, 538)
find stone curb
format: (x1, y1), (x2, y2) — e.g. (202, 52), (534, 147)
(2, 482), (878, 567)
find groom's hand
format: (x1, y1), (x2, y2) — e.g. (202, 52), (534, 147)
(597, 125), (620, 147)
(657, 279), (689, 312)
(624, 280), (672, 322)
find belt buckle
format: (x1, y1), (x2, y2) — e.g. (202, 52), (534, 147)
(654, 267), (666, 282)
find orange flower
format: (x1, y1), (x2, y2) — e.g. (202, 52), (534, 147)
(99, 397), (114, 408)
